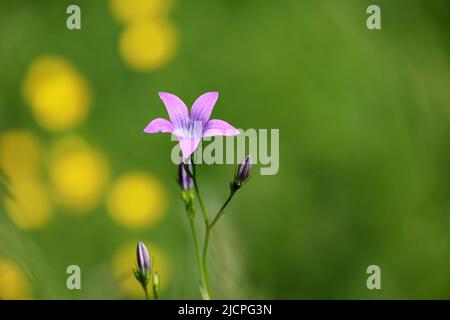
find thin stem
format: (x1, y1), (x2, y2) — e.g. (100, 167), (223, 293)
(202, 226), (211, 297)
(188, 155), (212, 298)
(182, 159), (211, 299)
(189, 218), (210, 300)
(200, 190), (238, 299)
(209, 190), (236, 229)
(143, 286), (149, 300)
(192, 162), (209, 226)
(190, 167), (240, 299)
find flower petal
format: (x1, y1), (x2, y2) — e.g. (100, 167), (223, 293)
(158, 92), (189, 129)
(190, 92), (219, 125)
(203, 119), (240, 137)
(144, 118), (173, 133)
(178, 137), (201, 160)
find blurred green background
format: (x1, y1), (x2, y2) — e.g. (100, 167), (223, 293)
(1, 0), (450, 299)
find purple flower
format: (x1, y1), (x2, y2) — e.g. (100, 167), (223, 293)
(144, 92), (240, 159)
(178, 163), (193, 190)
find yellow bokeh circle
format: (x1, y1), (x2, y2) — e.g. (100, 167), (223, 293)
(48, 137), (109, 214)
(119, 20), (177, 71)
(23, 56), (91, 131)
(0, 130), (41, 178)
(109, 0), (174, 24)
(0, 130), (52, 230)
(0, 258), (32, 300)
(111, 242), (170, 298)
(107, 172), (166, 228)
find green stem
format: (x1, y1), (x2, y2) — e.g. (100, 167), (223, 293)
(185, 154), (240, 299)
(189, 218), (210, 300)
(202, 226), (211, 297)
(209, 190), (236, 229)
(143, 286), (149, 300)
(192, 162), (209, 226)
(182, 161), (211, 299)
(188, 156), (212, 298)
(200, 190), (238, 300)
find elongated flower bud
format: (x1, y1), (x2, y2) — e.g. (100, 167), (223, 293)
(152, 272), (160, 299)
(136, 241), (151, 276)
(237, 156), (252, 181)
(231, 156), (252, 191)
(134, 241), (152, 299)
(178, 163), (193, 190)
(153, 272), (160, 289)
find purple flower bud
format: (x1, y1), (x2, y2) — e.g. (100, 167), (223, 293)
(232, 156), (252, 190)
(136, 241), (151, 276)
(178, 163), (193, 190)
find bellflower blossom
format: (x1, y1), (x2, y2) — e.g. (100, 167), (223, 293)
(141, 92), (252, 300)
(144, 92), (240, 159)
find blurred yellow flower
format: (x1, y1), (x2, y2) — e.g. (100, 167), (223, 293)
(49, 137), (109, 214)
(107, 172), (167, 228)
(0, 130), (41, 179)
(109, 0), (174, 24)
(23, 56), (91, 132)
(111, 242), (170, 298)
(4, 178), (53, 230)
(119, 20), (177, 71)
(0, 130), (52, 229)
(0, 258), (32, 300)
